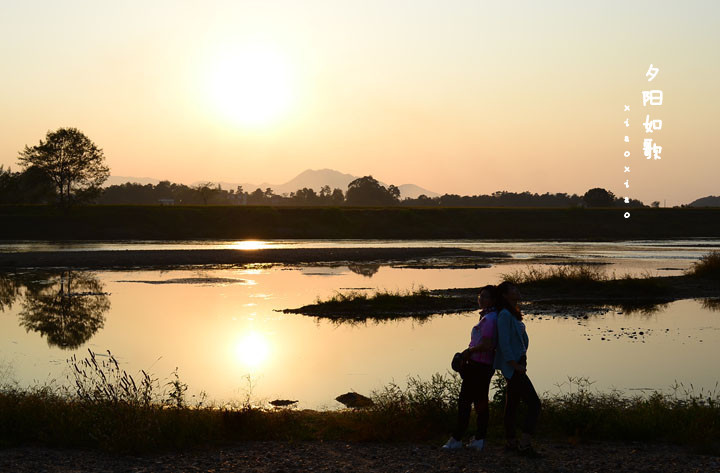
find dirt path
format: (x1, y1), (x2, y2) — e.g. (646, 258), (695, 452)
(1, 440), (717, 473)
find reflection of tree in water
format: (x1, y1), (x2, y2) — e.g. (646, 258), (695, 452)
(615, 301), (669, 316)
(0, 273), (23, 311)
(347, 264), (380, 278)
(18, 271), (110, 350)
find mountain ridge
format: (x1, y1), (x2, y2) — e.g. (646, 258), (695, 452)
(106, 169), (439, 199)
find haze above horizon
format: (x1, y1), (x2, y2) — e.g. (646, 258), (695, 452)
(1, 1), (719, 206)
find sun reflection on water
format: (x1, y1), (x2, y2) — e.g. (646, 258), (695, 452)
(231, 241), (269, 250)
(234, 331), (270, 370)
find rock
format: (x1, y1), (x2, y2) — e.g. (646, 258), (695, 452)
(269, 399), (298, 408)
(335, 392), (374, 408)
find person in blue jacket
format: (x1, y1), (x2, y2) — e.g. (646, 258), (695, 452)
(494, 281), (542, 457)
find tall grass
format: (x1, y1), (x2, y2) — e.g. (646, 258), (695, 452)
(542, 377), (720, 454)
(686, 251), (720, 279)
(502, 264), (609, 285)
(316, 286), (431, 305)
(1, 352), (719, 453)
(0, 350), (217, 452)
(501, 265), (669, 300)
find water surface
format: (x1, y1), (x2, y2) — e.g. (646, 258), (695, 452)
(1, 240), (718, 408)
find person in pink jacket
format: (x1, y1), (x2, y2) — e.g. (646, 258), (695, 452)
(443, 284), (499, 451)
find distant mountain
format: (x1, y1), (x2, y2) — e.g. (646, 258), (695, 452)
(107, 169), (438, 199)
(265, 169), (439, 199)
(396, 183), (438, 199)
(271, 169), (358, 195)
(105, 175), (161, 186)
(688, 195), (720, 207)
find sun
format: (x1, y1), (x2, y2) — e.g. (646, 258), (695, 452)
(207, 44), (295, 128)
(234, 331), (270, 369)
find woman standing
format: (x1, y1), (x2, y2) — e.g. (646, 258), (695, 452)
(494, 281), (542, 457)
(443, 285), (498, 451)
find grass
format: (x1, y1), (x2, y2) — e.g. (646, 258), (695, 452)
(283, 286), (473, 322)
(501, 264), (671, 300)
(685, 251), (720, 279)
(1, 350), (719, 454)
(501, 264), (610, 285)
(288, 259), (720, 320)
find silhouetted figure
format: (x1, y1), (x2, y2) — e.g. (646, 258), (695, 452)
(495, 281), (542, 458)
(443, 285), (499, 451)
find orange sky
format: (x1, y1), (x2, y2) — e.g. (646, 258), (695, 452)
(1, 1), (718, 205)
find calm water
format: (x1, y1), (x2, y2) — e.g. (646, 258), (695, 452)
(1, 239), (718, 409)
(2, 238), (719, 261)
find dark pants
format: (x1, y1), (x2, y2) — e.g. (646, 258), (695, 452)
(504, 371), (541, 440)
(452, 361), (494, 440)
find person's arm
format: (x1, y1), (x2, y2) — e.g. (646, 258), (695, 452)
(496, 310), (522, 369)
(466, 338), (493, 353)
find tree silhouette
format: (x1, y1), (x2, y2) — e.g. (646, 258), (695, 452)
(19, 272), (110, 349)
(583, 188), (616, 207)
(0, 165), (56, 204)
(194, 182), (220, 205)
(345, 176), (400, 206)
(18, 128), (109, 206)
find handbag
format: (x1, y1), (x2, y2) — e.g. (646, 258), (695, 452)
(451, 350), (469, 373)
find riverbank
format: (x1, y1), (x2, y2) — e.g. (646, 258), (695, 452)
(0, 247), (503, 269)
(2, 205), (720, 240)
(2, 351), (718, 456)
(2, 440), (718, 473)
(2, 375), (718, 459)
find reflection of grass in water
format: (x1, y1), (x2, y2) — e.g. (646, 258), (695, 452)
(615, 301), (670, 315)
(686, 251), (720, 279)
(701, 298), (720, 312)
(0, 359), (15, 387)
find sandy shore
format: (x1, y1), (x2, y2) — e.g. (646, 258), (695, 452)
(0, 248), (506, 269)
(0, 440), (717, 472)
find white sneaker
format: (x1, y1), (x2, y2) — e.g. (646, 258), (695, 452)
(467, 437), (485, 451)
(441, 437), (463, 449)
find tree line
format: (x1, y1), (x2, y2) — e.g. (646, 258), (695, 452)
(1, 127), (651, 208)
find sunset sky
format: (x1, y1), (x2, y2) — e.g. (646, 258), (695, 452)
(1, 0), (718, 206)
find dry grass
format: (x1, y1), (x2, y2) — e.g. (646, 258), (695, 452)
(501, 264), (609, 285)
(685, 251), (720, 279)
(2, 353), (719, 454)
(500, 265), (670, 300)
